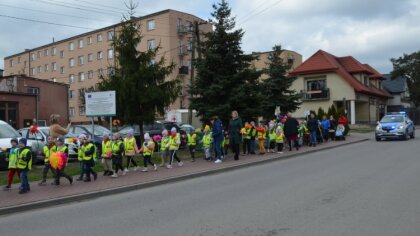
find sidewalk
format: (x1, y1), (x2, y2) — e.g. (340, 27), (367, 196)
(0, 135), (368, 215)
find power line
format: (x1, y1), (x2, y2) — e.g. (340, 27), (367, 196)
(32, 0), (122, 16)
(237, 0), (283, 26)
(0, 14), (95, 30)
(70, 0), (128, 12)
(235, 0), (272, 22)
(44, 0), (124, 14)
(0, 3), (100, 21)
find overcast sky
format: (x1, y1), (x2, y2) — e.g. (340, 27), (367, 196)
(1, 0), (419, 73)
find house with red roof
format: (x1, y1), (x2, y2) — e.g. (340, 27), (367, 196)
(289, 50), (392, 124)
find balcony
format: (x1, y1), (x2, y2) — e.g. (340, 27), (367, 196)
(178, 46), (189, 56)
(177, 25), (190, 35)
(301, 88), (330, 101)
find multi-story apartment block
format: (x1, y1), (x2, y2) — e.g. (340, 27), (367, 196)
(4, 9), (211, 123)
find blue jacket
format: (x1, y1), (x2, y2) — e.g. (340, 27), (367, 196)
(321, 119), (330, 130)
(212, 119), (223, 141)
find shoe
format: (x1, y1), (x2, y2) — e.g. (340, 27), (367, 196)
(166, 165), (173, 169)
(93, 173), (98, 181)
(111, 173), (118, 178)
(103, 171), (108, 176)
(83, 178), (91, 182)
(122, 170), (127, 176)
(3, 186), (11, 191)
(76, 177), (83, 181)
(107, 171), (114, 176)
(133, 167), (139, 171)
(178, 161), (184, 167)
(18, 190), (28, 194)
(69, 177), (73, 185)
(124, 168), (129, 172)
(214, 159), (222, 164)
(141, 168), (148, 172)
(38, 180), (46, 186)
(154, 164), (157, 171)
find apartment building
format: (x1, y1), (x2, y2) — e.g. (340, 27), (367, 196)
(4, 9), (211, 123)
(251, 50), (302, 79)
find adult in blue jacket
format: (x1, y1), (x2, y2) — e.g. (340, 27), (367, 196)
(211, 116), (224, 163)
(320, 115), (331, 141)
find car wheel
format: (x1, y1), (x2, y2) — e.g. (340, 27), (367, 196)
(375, 136), (380, 141)
(404, 131), (410, 140)
(410, 130), (415, 139)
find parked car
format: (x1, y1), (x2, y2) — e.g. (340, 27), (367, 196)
(119, 121), (187, 148)
(0, 120), (21, 170)
(18, 127), (79, 163)
(375, 112), (415, 141)
(69, 125), (111, 156)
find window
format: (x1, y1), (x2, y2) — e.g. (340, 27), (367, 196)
(27, 87), (39, 95)
(185, 21), (192, 31)
(37, 66), (42, 73)
(79, 106), (86, 115)
(177, 18), (182, 31)
(147, 39), (156, 50)
(78, 55), (84, 65)
(9, 59), (13, 67)
(187, 40), (192, 51)
(52, 62), (57, 71)
(44, 49), (49, 56)
(78, 89), (84, 97)
(107, 31), (114, 41)
(17, 57), (21, 64)
(78, 72), (85, 82)
(60, 50), (64, 58)
(51, 47), (57, 56)
(88, 70), (94, 79)
(69, 107), (75, 117)
(69, 90), (74, 99)
(88, 53), (93, 62)
(69, 58), (74, 67)
(87, 36), (93, 44)
(107, 49), (113, 59)
(37, 51), (41, 58)
(31, 53), (35, 61)
(60, 66), (65, 74)
(107, 67), (114, 76)
(44, 64), (49, 72)
(78, 39), (84, 48)
(97, 68), (103, 78)
(97, 33), (102, 42)
(69, 42), (74, 51)
(97, 51), (103, 60)
(363, 75), (369, 86)
(69, 74), (74, 83)
(306, 79), (327, 91)
(30, 68), (35, 75)
(147, 20), (155, 30)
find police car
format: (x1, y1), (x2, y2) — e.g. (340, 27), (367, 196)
(375, 112), (415, 141)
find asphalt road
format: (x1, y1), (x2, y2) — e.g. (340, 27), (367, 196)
(1, 136), (420, 236)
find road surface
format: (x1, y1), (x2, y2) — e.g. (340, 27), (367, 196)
(1, 137), (420, 236)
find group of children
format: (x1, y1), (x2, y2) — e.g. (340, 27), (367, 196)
(3, 116), (348, 194)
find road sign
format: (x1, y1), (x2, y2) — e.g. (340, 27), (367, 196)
(85, 91), (116, 117)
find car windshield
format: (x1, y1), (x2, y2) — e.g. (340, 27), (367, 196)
(380, 116), (404, 123)
(0, 124), (20, 138)
(82, 125), (110, 136)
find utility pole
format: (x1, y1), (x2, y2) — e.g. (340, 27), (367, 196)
(188, 21), (204, 125)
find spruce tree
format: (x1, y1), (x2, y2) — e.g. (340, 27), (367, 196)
(190, 0), (263, 123)
(97, 3), (180, 139)
(261, 45), (301, 119)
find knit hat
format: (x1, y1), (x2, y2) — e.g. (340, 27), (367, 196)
(128, 129), (134, 135)
(103, 131), (110, 137)
(10, 138), (18, 144)
(78, 134), (87, 139)
(19, 138), (27, 146)
(144, 132), (151, 140)
(171, 127), (177, 133)
(162, 129), (168, 136)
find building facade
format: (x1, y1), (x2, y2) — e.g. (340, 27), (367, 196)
(289, 50), (391, 124)
(0, 75), (69, 129)
(250, 50), (302, 79)
(4, 9), (211, 123)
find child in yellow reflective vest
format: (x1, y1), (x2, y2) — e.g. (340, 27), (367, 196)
(202, 125), (212, 161)
(139, 133), (157, 172)
(167, 127), (183, 168)
(160, 129), (170, 167)
(39, 136), (57, 186)
(256, 123), (266, 155)
(101, 132), (113, 176)
(275, 126), (285, 153)
(3, 138), (20, 191)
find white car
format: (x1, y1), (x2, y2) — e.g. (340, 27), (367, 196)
(0, 120), (23, 170)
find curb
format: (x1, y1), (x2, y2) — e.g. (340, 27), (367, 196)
(0, 138), (369, 216)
